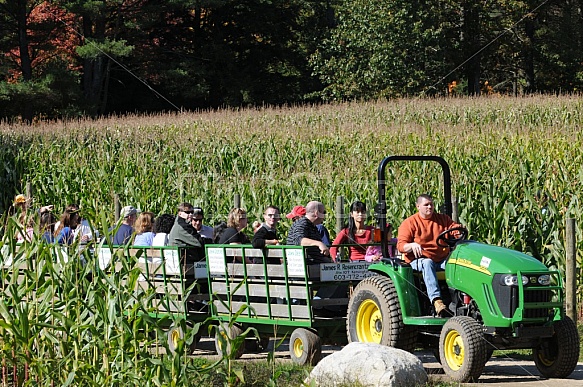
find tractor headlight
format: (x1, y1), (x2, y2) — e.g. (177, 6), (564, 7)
(537, 274), (551, 286)
(501, 274), (529, 286)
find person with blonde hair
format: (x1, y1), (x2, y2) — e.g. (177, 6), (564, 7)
(134, 211), (156, 246)
(218, 208), (250, 245)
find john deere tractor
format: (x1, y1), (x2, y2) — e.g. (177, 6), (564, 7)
(347, 156), (580, 382)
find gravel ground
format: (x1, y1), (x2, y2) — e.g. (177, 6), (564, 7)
(193, 336), (583, 386)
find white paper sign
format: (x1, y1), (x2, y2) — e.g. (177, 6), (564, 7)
(98, 247), (112, 269)
(285, 249), (306, 277)
(319, 261), (374, 281)
(164, 249), (180, 274)
(207, 248), (226, 274)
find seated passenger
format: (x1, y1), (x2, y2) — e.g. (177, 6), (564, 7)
(252, 205), (281, 264)
(54, 204), (81, 245)
(190, 206), (214, 242)
(397, 194), (462, 317)
(219, 208), (251, 263)
(152, 214), (175, 246)
(110, 206), (138, 245)
(40, 211), (57, 243)
(168, 202), (205, 262)
(134, 211), (156, 246)
(286, 201), (332, 265)
(330, 201), (374, 262)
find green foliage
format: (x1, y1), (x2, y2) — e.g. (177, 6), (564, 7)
(1, 95), (583, 290)
(0, 216), (213, 386)
(75, 38), (134, 59)
(311, 0), (457, 100)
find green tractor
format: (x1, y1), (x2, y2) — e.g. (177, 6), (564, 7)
(347, 155), (580, 382)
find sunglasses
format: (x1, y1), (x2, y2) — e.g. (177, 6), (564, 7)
(183, 210), (194, 214)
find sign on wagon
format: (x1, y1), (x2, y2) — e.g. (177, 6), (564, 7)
(319, 261), (374, 281)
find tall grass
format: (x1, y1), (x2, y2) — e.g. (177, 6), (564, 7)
(0, 95), (582, 282)
(0, 216), (215, 386)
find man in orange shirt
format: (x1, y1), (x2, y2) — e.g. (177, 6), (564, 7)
(397, 194), (462, 317)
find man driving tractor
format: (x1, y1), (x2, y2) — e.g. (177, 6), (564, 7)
(397, 193), (463, 317)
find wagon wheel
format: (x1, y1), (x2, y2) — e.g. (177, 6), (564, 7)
(246, 334), (270, 352)
(289, 328), (321, 366)
(346, 275), (417, 351)
(215, 324), (245, 359)
(439, 316), (488, 383)
(167, 323), (197, 355)
(533, 316), (580, 378)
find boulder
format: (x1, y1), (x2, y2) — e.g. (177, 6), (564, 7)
(306, 342), (427, 387)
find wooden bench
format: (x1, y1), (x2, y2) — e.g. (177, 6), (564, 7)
(96, 245), (210, 319)
(206, 245), (374, 323)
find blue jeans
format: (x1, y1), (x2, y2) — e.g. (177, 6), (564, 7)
(410, 258), (447, 302)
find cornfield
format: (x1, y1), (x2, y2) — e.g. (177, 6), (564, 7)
(0, 95), (582, 383)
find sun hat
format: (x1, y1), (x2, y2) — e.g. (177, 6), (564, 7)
(13, 194), (27, 205)
(286, 205), (306, 219)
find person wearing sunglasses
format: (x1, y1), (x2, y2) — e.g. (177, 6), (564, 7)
(252, 205), (281, 264)
(190, 207), (213, 242)
(168, 202), (204, 262)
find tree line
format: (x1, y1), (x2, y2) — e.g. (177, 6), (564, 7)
(1, 0), (581, 122)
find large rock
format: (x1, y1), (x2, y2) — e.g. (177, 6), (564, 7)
(306, 342), (427, 387)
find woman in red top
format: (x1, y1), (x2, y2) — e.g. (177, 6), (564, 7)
(330, 201), (374, 262)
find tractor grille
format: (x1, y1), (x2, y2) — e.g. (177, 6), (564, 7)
(523, 289), (552, 319)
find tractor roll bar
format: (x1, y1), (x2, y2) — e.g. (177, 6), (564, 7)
(376, 155), (452, 260)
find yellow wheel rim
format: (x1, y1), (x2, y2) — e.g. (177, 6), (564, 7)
(171, 329), (181, 348)
(356, 299), (383, 343)
(292, 337), (304, 358)
(536, 351), (555, 367)
(444, 329), (464, 371)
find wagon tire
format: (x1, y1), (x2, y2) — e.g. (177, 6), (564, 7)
(439, 316), (488, 382)
(347, 275), (417, 351)
(215, 324), (245, 359)
(167, 323), (197, 355)
(246, 335), (270, 352)
(533, 316), (580, 378)
(289, 328), (321, 366)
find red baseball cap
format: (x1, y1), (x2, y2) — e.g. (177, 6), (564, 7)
(286, 205), (306, 219)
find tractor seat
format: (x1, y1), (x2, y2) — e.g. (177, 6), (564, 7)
(413, 270), (446, 281)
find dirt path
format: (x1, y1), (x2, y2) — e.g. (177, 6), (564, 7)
(194, 337), (583, 386)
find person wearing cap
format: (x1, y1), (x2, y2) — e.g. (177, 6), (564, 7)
(287, 205), (330, 246)
(286, 205), (306, 222)
(168, 202), (205, 262)
(111, 205), (138, 245)
(190, 207), (213, 241)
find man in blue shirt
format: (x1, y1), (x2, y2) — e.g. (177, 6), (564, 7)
(112, 206), (138, 245)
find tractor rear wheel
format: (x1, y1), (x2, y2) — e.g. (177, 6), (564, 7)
(439, 316), (488, 383)
(533, 316), (580, 378)
(347, 275), (417, 351)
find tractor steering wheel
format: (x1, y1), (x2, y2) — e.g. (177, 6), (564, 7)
(436, 226), (468, 248)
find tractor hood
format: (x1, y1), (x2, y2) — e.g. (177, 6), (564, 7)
(449, 240), (548, 275)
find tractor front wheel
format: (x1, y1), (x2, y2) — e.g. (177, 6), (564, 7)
(347, 275), (417, 351)
(439, 316), (488, 383)
(533, 316), (580, 378)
